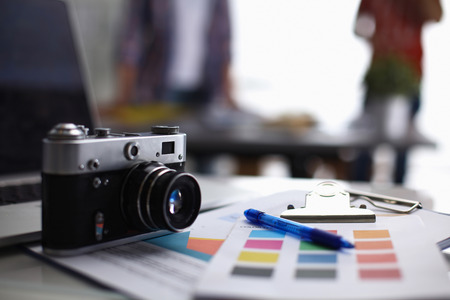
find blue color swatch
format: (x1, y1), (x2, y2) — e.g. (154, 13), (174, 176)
(249, 230), (286, 239)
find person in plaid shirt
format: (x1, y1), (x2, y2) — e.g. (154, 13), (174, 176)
(116, 0), (234, 109)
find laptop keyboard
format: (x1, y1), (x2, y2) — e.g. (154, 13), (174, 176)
(0, 183), (41, 205)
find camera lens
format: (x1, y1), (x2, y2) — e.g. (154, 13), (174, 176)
(169, 189), (182, 214)
(121, 162), (201, 232)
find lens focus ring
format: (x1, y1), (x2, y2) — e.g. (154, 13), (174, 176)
(121, 162), (201, 232)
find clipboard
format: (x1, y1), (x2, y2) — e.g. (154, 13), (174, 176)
(280, 181), (422, 223)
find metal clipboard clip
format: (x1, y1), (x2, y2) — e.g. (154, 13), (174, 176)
(281, 181), (422, 223)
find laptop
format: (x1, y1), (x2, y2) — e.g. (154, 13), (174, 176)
(0, 0), (98, 247)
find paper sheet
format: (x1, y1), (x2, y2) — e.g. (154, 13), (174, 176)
(29, 189), (450, 300)
(196, 215), (450, 299)
(47, 242), (206, 300)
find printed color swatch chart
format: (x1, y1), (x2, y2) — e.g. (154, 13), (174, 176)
(196, 216), (450, 299)
(231, 229), (401, 282)
(232, 229), (285, 278)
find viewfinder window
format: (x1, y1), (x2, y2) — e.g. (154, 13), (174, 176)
(162, 141), (175, 155)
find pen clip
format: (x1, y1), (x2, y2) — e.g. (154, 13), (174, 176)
(347, 189), (422, 214)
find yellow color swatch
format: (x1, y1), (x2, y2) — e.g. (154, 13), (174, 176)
(238, 251), (279, 263)
(354, 230), (390, 239)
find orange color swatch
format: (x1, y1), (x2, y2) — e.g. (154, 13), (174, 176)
(354, 230), (390, 239)
(187, 237), (224, 256)
(355, 240), (393, 250)
(357, 253), (397, 264)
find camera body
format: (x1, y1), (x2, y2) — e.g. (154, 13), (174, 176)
(42, 123), (201, 256)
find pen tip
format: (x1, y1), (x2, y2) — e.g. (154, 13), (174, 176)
(341, 240), (355, 249)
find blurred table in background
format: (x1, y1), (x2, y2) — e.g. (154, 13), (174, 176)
(100, 104), (436, 181)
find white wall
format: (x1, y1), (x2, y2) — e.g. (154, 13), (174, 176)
(230, 0), (368, 128)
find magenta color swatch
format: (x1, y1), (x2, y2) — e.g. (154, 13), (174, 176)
(244, 239), (283, 250)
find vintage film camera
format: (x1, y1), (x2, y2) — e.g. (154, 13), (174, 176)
(42, 123), (201, 256)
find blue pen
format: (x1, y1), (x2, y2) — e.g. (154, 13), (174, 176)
(244, 208), (354, 250)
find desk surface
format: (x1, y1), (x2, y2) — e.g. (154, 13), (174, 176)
(1, 175), (449, 299)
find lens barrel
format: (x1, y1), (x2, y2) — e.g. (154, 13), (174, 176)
(121, 162), (201, 232)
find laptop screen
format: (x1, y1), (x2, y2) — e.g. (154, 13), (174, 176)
(0, 0), (95, 175)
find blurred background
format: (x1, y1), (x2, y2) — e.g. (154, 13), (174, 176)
(71, 0), (450, 211)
